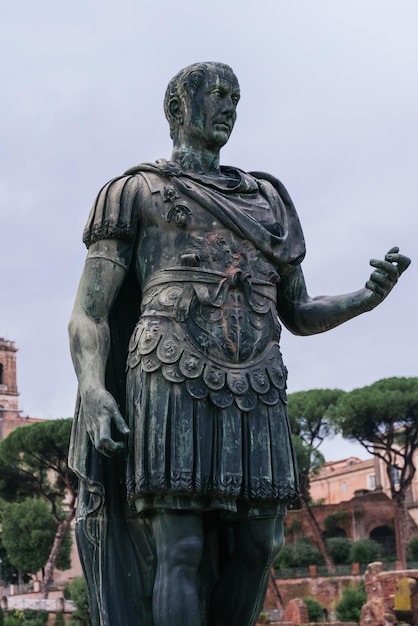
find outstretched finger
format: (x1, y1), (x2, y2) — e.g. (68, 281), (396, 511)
(369, 259), (398, 282)
(384, 247), (411, 276)
(395, 255), (411, 275)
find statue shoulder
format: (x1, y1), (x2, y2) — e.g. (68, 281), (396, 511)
(250, 170), (306, 269)
(249, 171), (294, 208)
(83, 171), (149, 248)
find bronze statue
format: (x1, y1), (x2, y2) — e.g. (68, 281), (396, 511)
(68, 62), (410, 626)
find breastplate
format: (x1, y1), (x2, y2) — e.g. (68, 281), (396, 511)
(126, 171), (288, 410)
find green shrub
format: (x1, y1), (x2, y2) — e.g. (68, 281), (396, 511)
(324, 510), (349, 534)
(294, 538), (325, 567)
(54, 613), (65, 626)
(0, 606), (3, 626)
(303, 597), (323, 622)
(407, 535), (418, 560)
(275, 537), (325, 568)
(274, 542), (294, 568)
(64, 577), (90, 626)
(22, 610), (48, 625)
(350, 538), (382, 564)
(4, 613), (23, 626)
(336, 582), (367, 624)
(326, 537), (354, 564)
(3, 610), (49, 626)
(284, 519), (302, 536)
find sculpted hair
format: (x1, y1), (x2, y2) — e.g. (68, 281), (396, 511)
(164, 62), (235, 139)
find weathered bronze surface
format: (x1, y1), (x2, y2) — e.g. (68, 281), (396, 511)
(68, 62), (410, 626)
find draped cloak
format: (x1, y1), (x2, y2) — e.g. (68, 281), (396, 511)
(68, 161), (306, 626)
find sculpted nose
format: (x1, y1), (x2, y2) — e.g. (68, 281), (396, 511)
(222, 96), (236, 118)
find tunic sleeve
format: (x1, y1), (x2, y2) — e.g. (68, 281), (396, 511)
(83, 174), (140, 248)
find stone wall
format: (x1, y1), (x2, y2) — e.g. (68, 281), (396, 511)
(360, 562), (418, 626)
(265, 573), (364, 613)
(285, 491), (417, 545)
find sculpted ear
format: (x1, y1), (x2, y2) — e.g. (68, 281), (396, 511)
(169, 98), (183, 125)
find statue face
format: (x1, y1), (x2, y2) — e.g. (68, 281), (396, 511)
(179, 67), (240, 151)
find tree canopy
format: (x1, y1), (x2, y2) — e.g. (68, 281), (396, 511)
(335, 377), (418, 568)
(287, 389), (344, 570)
(287, 388), (344, 449)
(0, 532), (19, 585)
(287, 388), (344, 501)
(0, 419), (77, 596)
(336, 377), (418, 469)
(2, 498), (71, 576)
(0, 419), (76, 506)
(291, 435), (325, 481)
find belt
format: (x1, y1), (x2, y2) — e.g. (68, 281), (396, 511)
(142, 267), (277, 320)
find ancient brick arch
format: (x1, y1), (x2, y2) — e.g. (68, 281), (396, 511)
(361, 562), (418, 626)
(285, 491), (417, 554)
(370, 525), (396, 558)
(323, 526), (347, 539)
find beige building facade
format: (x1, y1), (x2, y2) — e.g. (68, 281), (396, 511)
(310, 454), (418, 526)
(310, 456), (377, 504)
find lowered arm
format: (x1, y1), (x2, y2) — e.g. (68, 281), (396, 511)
(69, 239), (132, 456)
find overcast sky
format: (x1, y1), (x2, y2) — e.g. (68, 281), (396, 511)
(2, 1), (416, 461)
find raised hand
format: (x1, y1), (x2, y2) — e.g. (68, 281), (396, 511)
(365, 246), (411, 300)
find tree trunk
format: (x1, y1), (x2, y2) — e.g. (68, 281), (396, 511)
(269, 569), (284, 609)
(300, 495), (335, 572)
(42, 507), (76, 598)
(393, 491), (411, 570)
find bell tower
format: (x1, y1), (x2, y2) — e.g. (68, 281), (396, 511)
(0, 338), (20, 440)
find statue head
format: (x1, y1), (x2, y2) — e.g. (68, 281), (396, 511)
(164, 62), (239, 141)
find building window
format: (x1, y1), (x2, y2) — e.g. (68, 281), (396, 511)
(0, 363), (3, 385)
(341, 481), (347, 494)
(391, 466), (401, 486)
(367, 474), (376, 490)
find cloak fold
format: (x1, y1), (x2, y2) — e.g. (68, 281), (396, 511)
(69, 265), (156, 626)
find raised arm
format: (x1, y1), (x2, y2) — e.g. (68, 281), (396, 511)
(277, 247), (411, 336)
(69, 239), (132, 457)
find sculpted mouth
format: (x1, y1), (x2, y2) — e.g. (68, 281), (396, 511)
(214, 121), (231, 132)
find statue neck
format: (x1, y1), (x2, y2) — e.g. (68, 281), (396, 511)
(170, 147), (221, 176)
